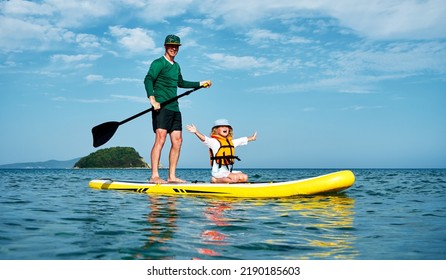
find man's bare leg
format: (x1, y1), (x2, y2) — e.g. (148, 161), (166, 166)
(167, 130), (185, 183)
(150, 129), (168, 183)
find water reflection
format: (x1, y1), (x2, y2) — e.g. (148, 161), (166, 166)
(196, 201), (232, 258)
(133, 196), (177, 259)
(285, 195), (358, 259)
(192, 195), (358, 260)
(134, 194), (357, 260)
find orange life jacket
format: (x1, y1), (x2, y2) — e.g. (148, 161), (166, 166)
(209, 135), (241, 170)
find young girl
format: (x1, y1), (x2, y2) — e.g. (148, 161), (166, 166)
(186, 119), (257, 183)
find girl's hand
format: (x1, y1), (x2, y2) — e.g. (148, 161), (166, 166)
(248, 132), (257, 141)
(187, 124), (206, 142)
(186, 124), (197, 133)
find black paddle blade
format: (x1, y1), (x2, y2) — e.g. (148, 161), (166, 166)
(92, 121), (120, 148)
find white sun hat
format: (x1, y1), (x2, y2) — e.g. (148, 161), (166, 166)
(213, 119), (232, 129)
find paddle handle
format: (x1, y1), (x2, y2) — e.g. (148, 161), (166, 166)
(119, 85), (204, 125)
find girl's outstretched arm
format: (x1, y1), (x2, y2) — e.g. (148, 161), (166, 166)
(186, 124), (206, 142)
(248, 132), (257, 142)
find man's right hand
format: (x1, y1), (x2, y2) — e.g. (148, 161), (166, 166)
(149, 96), (161, 110)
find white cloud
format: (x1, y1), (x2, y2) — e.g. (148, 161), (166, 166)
(45, 0), (115, 28)
(175, 26), (198, 47)
(51, 54), (101, 63)
(135, 0), (195, 22)
(328, 0), (446, 40)
(52, 96), (113, 103)
(109, 26), (157, 53)
(1, 0), (54, 16)
(303, 107), (316, 112)
(245, 28), (313, 47)
(108, 77), (141, 84)
(75, 34), (102, 49)
(49, 54), (101, 69)
(339, 88), (375, 95)
(0, 16), (103, 52)
(197, 0), (446, 40)
(2, 0), (114, 24)
(53, 94), (146, 104)
(206, 53), (259, 70)
(0, 16), (56, 52)
(85, 74), (104, 82)
(85, 74), (140, 84)
(341, 105), (385, 111)
(205, 53), (287, 75)
(0, 0), (113, 52)
(253, 40), (446, 94)
(248, 29), (281, 43)
(2, 0), (444, 55)
(330, 41), (446, 75)
(111, 94), (147, 103)
(177, 26), (194, 38)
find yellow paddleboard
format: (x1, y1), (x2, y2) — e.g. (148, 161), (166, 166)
(89, 170), (355, 198)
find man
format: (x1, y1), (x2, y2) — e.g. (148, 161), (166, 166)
(144, 34), (211, 183)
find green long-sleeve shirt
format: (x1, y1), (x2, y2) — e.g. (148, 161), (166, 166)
(144, 56), (199, 112)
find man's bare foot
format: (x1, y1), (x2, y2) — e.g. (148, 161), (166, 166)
(149, 177), (167, 184)
(167, 177), (186, 183)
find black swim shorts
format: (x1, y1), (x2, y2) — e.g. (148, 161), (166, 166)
(152, 108), (182, 133)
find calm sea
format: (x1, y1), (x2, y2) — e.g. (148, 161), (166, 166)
(0, 168), (445, 260)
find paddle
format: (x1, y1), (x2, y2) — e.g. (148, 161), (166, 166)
(92, 85), (206, 148)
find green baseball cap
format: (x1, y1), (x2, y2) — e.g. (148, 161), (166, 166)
(164, 34), (181, 46)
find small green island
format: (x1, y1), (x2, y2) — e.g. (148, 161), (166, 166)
(74, 147), (150, 168)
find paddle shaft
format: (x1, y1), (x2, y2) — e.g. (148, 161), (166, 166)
(119, 85), (204, 126)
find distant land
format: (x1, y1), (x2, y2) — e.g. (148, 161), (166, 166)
(74, 147), (149, 168)
(0, 147), (152, 169)
(0, 158), (81, 169)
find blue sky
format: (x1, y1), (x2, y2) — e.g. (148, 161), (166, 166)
(1, 0), (445, 168)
